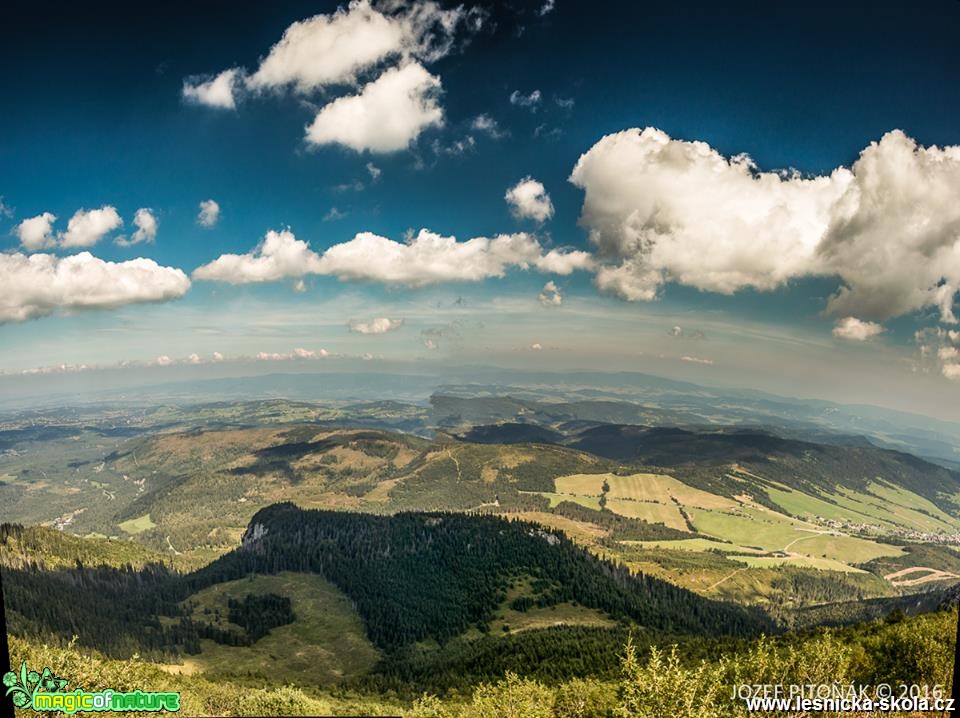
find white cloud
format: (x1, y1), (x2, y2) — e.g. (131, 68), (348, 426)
(323, 207), (347, 222)
(570, 127), (960, 325)
(505, 176), (554, 222)
(193, 227), (592, 286)
(432, 135), (475, 156)
(245, 0), (465, 93)
(256, 348), (329, 361)
(538, 281), (562, 306)
(15, 212), (57, 251)
(212, 351), (225, 362)
(317, 229), (582, 285)
(471, 114), (505, 139)
(509, 89), (541, 110)
(832, 317), (885, 341)
(305, 62), (443, 152)
(916, 326), (960, 381)
(197, 199), (220, 227)
(536, 249), (594, 274)
(187, 353), (201, 365)
(182, 68), (242, 109)
(680, 355), (713, 365)
(192, 229), (323, 283)
(116, 208), (158, 246)
(247, 3), (403, 92)
(530, 342), (542, 351)
(155, 355), (174, 367)
(538, 0), (555, 16)
(349, 317), (404, 334)
(366, 162), (382, 180)
(61, 206), (123, 248)
(0, 197), (14, 218)
(0, 252), (191, 323)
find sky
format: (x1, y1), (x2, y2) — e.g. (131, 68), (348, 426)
(2, 0), (960, 419)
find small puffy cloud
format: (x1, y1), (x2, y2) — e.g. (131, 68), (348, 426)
(432, 135), (475, 156)
(182, 68), (242, 109)
(555, 95), (574, 109)
(505, 176), (554, 222)
(538, 0), (555, 16)
(323, 207), (347, 222)
(534, 248), (595, 275)
(246, 3), (403, 92)
(192, 229), (323, 283)
(538, 281), (562, 306)
(0, 251), (191, 323)
(212, 351), (225, 362)
(194, 227), (592, 286)
(0, 197), (14, 218)
(197, 199), (220, 227)
(366, 162), (382, 180)
(680, 355), (713, 365)
(116, 208), (158, 246)
(571, 127), (960, 324)
(509, 89), (542, 110)
(292, 279), (307, 293)
(245, 1), (466, 93)
(155, 355), (174, 367)
(305, 62), (443, 153)
(349, 317), (404, 334)
(471, 114), (505, 139)
(832, 317), (885, 341)
(530, 342), (543, 351)
(187, 353), (201, 365)
(295, 347), (328, 359)
(61, 206), (123, 248)
(15, 212), (57, 251)
(915, 326), (960, 380)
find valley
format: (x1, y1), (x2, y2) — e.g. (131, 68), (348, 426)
(3, 393), (960, 711)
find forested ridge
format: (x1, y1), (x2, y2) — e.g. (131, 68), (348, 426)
(189, 503), (774, 651)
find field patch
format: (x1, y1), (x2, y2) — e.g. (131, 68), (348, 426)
(175, 572), (380, 685)
(118, 514), (156, 534)
(604, 498), (688, 530)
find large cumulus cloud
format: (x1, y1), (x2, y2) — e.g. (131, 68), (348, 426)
(1, 252), (191, 323)
(570, 128), (960, 324)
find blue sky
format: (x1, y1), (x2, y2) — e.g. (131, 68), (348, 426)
(2, 0), (960, 418)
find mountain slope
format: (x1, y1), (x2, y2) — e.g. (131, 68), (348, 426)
(190, 504), (774, 650)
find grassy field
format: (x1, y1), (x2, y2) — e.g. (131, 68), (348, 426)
(604, 498), (688, 530)
(686, 506), (811, 550)
(118, 513), (156, 534)
(480, 576), (616, 636)
(168, 572), (381, 685)
(767, 480), (960, 534)
(554, 472), (736, 510)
